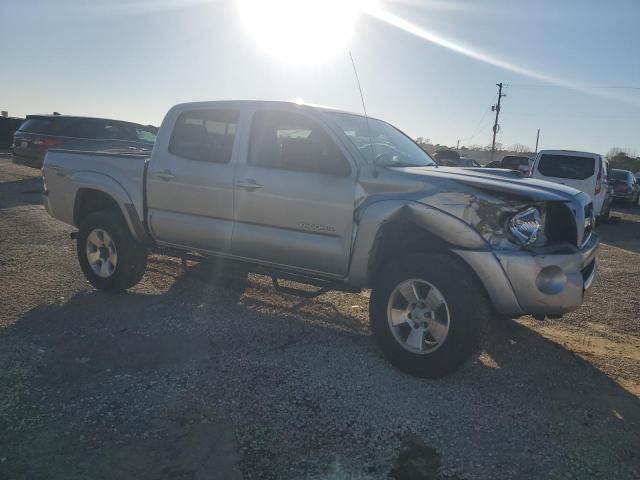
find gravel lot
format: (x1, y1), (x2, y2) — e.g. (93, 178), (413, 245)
(1, 155), (639, 479)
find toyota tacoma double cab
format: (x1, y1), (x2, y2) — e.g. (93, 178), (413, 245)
(42, 101), (599, 377)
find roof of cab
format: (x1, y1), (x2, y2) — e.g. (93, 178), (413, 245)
(536, 149), (602, 158)
(170, 100), (365, 117)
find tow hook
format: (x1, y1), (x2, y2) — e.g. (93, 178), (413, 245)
(70, 231), (78, 240)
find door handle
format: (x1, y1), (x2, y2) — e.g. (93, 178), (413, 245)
(156, 170), (176, 181)
(235, 179), (263, 191)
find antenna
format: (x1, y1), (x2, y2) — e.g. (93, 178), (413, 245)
(349, 51), (368, 117)
(348, 51), (378, 176)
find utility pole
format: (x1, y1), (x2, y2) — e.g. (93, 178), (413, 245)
(535, 129), (540, 153)
(456, 139), (460, 152)
(491, 82), (506, 159)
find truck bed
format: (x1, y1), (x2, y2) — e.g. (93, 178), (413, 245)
(42, 149), (149, 231)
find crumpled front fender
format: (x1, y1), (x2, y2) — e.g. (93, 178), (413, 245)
(346, 199), (489, 287)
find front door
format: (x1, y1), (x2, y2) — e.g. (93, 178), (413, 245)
(146, 107), (240, 253)
(232, 108), (356, 277)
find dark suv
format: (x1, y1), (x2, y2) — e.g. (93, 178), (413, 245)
(12, 115), (157, 168)
(501, 155), (532, 174)
(611, 169), (640, 207)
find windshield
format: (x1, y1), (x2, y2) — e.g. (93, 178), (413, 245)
(327, 112), (436, 167)
(611, 170), (630, 181)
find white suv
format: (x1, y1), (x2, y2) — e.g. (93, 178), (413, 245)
(530, 150), (612, 219)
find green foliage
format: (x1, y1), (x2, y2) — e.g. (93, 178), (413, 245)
(609, 153), (640, 174)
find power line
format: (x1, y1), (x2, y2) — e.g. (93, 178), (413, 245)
(507, 112), (640, 119)
(507, 83), (640, 90)
(463, 104), (493, 143)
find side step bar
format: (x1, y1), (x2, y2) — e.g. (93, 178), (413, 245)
(269, 271), (360, 299)
(271, 277), (331, 299)
(72, 239), (360, 299)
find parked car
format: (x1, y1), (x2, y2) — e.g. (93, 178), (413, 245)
(610, 169), (640, 207)
(0, 116), (25, 149)
(530, 150), (612, 220)
(42, 101), (599, 378)
(501, 155), (531, 174)
(12, 114), (158, 169)
(437, 157), (481, 167)
(484, 160), (502, 168)
(433, 149), (460, 163)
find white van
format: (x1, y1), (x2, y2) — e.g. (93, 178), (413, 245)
(530, 150), (612, 219)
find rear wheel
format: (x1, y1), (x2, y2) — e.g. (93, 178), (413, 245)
(77, 210), (147, 292)
(370, 253), (489, 378)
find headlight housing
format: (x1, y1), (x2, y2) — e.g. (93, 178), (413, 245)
(507, 206), (542, 246)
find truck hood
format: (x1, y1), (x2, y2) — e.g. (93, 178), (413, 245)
(399, 166), (582, 202)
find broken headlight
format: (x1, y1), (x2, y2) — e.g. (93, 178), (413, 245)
(507, 206), (542, 246)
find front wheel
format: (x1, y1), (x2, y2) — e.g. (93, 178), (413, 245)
(77, 210), (147, 292)
(370, 253), (489, 378)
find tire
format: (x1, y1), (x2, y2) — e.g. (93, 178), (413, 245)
(77, 210), (148, 292)
(370, 253), (489, 378)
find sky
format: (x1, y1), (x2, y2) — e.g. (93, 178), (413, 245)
(1, 0), (639, 155)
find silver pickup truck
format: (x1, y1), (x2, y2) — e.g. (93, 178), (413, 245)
(42, 100), (599, 377)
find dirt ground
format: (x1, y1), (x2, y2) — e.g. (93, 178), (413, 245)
(1, 155), (638, 479)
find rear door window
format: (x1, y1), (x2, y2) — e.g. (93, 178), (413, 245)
(169, 109), (239, 163)
(537, 154), (595, 180)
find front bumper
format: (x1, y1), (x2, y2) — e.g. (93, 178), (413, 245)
(455, 233), (599, 316)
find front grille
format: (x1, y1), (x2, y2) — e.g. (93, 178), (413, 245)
(545, 202), (578, 246)
(582, 203), (594, 246)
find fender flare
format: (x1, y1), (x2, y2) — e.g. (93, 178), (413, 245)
(346, 200), (489, 287)
(71, 171), (148, 242)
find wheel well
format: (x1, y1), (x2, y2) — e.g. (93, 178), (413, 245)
(368, 221), (450, 282)
(74, 189), (122, 226)
(368, 220), (495, 311)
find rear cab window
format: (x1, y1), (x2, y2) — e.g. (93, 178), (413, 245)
(537, 154), (595, 180)
(169, 109), (239, 163)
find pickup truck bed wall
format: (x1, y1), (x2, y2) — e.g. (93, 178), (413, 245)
(44, 150), (149, 241)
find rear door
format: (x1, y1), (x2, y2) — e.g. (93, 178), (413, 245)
(533, 152), (596, 196)
(146, 107), (241, 253)
(231, 108), (356, 277)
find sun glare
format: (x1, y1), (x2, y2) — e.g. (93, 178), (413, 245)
(237, 0), (374, 65)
